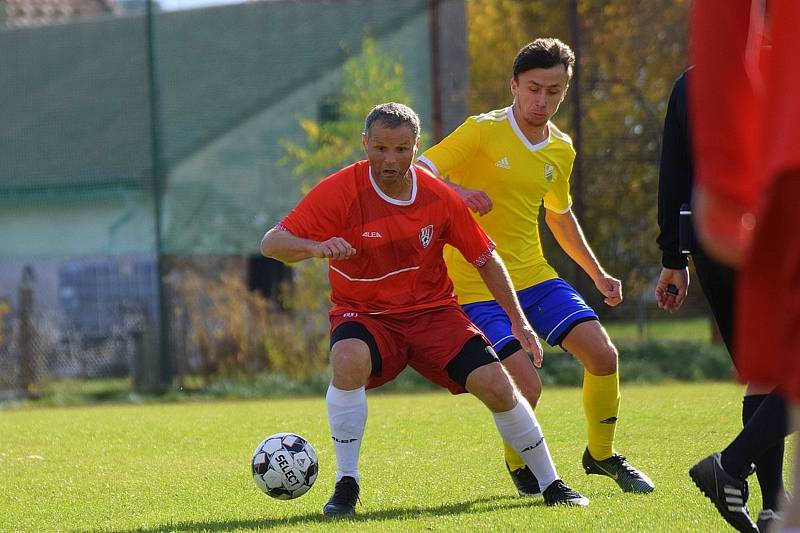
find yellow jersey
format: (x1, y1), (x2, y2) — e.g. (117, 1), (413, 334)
(419, 106), (575, 304)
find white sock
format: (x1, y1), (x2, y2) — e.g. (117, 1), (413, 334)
(492, 398), (558, 490)
(326, 384), (367, 482)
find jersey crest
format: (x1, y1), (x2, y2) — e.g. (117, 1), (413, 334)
(544, 163), (554, 182)
(419, 224), (434, 248)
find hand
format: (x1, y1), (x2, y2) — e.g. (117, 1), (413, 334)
(594, 274), (623, 307)
(313, 237), (356, 260)
(511, 319), (543, 368)
(655, 267), (689, 312)
(454, 184), (493, 216)
(693, 187), (755, 267)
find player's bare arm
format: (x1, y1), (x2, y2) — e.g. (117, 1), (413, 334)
(544, 208), (623, 307)
(417, 160), (493, 215)
(261, 227), (356, 263)
(476, 251), (543, 366)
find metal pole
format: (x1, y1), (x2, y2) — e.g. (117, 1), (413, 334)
(568, 0), (584, 221)
(429, 0), (443, 141)
(145, 0), (172, 392)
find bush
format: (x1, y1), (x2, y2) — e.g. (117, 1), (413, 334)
(200, 340), (734, 398)
(168, 269), (330, 384)
(537, 340), (732, 385)
(8, 340), (734, 406)
(204, 372), (331, 399)
(615, 341), (733, 382)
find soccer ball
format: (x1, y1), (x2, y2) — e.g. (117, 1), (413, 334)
(252, 433), (318, 500)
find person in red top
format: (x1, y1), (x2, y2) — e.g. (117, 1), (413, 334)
(690, 1), (800, 531)
(261, 102), (588, 516)
(274, 158), (489, 320)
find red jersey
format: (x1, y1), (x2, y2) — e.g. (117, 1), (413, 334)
(279, 161), (495, 316)
(691, 0), (800, 400)
(691, 0), (800, 212)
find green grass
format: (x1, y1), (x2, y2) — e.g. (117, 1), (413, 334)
(536, 316), (713, 354)
(604, 316), (713, 344)
(1, 383), (794, 532)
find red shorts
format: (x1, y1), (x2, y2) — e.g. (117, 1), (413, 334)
(329, 303), (487, 394)
(736, 172), (800, 401)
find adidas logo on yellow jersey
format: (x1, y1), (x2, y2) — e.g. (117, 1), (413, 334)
(495, 157), (511, 169)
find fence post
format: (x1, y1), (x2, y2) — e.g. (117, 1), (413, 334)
(133, 321), (162, 394)
(18, 266), (36, 394)
(145, 0), (172, 392)
(428, 0), (469, 140)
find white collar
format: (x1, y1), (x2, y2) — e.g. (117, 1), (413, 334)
(368, 166), (417, 205)
(506, 105), (551, 151)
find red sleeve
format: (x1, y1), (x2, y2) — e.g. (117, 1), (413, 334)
(440, 186), (496, 266)
(279, 172), (348, 241)
(689, 0), (761, 211)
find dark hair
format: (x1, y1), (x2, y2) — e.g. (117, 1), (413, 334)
(364, 102), (421, 139)
(513, 38), (575, 80)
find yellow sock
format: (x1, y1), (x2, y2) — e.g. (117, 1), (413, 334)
(583, 369), (620, 461)
(504, 441), (526, 470)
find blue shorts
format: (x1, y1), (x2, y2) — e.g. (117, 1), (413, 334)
(461, 278), (598, 358)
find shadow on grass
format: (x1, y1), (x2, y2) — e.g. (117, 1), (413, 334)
(82, 494), (546, 533)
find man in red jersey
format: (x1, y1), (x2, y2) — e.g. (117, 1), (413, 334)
(689, 1), (800, 531)
(261, 102), (588, 516)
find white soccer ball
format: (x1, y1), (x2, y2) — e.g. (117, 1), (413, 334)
(252, 433), (318, 500)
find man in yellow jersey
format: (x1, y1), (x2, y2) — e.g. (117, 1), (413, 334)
(418, 38), (654, 496)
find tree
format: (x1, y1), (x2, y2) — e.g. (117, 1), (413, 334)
(282, 36), (414, 186)
(576, 0), (689, 317)
(467, 0), (569, 113)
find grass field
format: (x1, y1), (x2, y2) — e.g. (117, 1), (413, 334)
(1, 382), (794, 532)
(604, 316), (712, 344)
(538, 315), (713, 354)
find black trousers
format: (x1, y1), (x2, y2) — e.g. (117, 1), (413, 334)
(691, 246), (736, 361)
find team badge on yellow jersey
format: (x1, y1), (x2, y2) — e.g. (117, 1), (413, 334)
(544, 163), (554, 182)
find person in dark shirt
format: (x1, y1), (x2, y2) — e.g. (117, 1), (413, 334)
(655, 70), (789, 533)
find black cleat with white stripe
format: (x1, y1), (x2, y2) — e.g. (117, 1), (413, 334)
(688, 452), (758, 533)
(582, 448), (655, 493)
